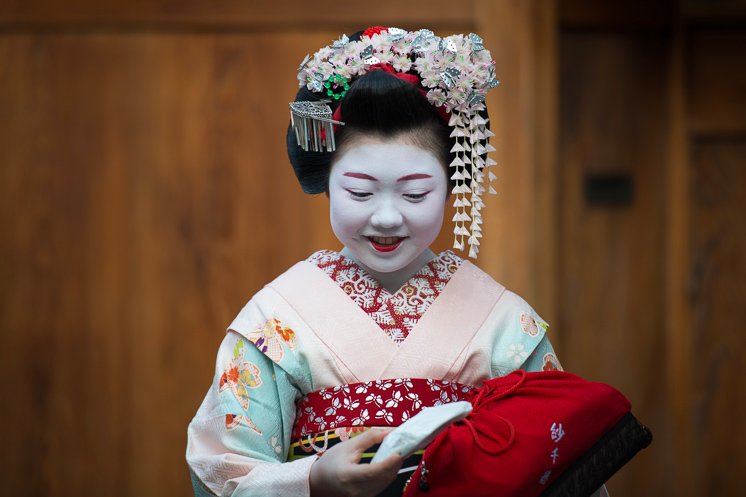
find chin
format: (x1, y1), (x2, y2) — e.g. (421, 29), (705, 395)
(362, 260), (411, 274)
(353, 245), (422, 274)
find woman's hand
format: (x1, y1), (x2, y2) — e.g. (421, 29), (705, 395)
(309, 428), (404, 497)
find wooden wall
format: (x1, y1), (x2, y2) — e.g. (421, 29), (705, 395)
(1, 0), (744, 496)
(558, 1), (746, 496)
(675, 25), (746, 497)
(558, 27), (670, 497)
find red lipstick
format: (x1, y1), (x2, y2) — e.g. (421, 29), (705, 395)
(368, 236), (404, 252)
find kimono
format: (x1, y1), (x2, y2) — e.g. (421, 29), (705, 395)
(186, 250), (564, 497)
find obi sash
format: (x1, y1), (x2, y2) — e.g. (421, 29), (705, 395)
(288, 378), (475, 496)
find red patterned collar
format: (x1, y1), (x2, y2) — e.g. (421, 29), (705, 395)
(307, 250), (463, 344)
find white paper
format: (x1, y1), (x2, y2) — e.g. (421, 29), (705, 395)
(371, 401), (473, 463)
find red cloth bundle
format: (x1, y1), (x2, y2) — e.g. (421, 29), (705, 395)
(402, 370), (639, 497)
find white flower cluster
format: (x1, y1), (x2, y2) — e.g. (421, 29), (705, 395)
(297, 28), (498, 113)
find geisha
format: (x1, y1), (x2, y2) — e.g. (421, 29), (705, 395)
(186, 27), (572, 497)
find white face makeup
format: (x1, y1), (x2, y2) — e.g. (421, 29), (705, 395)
(328, 139), (448, 277)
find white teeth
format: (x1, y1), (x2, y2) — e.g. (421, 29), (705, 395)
(370, 236), (401, 245)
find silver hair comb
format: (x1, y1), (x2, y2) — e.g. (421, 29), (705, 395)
(289, 101), (345, 152)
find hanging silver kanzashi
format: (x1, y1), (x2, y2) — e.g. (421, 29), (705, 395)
(289, 101), (345, 153)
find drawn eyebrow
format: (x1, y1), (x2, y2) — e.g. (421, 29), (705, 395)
(343, 172), (378, 181)
(397, 173), (433, 182)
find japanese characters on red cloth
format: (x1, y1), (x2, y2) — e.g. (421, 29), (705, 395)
(307, 250), (463, 344)
(292, 378), (475, 439)
(401, 370), (634, 497)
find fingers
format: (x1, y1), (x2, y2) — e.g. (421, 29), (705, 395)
(337, 429), (403, 478)
(349, 428), (403, 472)
(310, 430), (405, 497)
(348, 453), (404, 486)
(358, 453), (404, 482)
(377, 453), (404, 471)
(347, 427), (394, 450)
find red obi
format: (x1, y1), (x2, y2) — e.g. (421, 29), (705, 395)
(292, 378), (475, 439)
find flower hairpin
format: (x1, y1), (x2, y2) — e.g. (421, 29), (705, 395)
(290, 27), (500, 258)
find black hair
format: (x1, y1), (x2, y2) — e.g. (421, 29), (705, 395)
(287, 70), (452, 194)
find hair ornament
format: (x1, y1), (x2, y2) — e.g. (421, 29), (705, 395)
(288, 101), (344, 152)
(291, 27), (500, 258)
(324, 74), (350, 100)
(468, 33), (485, 51)
(331, 34), (349, 49)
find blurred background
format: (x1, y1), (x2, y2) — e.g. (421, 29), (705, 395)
(1, 0), (744, 495)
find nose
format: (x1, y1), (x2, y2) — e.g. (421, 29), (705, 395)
(370, 198), (403, 230)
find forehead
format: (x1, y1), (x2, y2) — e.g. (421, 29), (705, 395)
(331, 138), (443, 177)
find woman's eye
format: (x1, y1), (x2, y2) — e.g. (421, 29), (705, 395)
(347, 190), (372, 199)
(403, 192), (428, 201)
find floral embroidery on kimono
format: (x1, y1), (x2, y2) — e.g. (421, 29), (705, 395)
(269, 435), (283, 456)
(245, 317), (296, 363)
(542, 352), (563, 372)
(521, 313), (548, 337)
(218, 340), (263, 433)
(225, 413), (262, 434)
(506, 343), (530, 365)
(307, 250), (463, 344)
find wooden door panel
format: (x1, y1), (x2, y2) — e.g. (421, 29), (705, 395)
(559, 32), (669, 496)
(689, 139), (746, 495)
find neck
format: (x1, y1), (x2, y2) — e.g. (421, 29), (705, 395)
(340, 247), (437, 293)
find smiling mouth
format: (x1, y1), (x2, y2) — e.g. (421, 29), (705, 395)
(367, 236), (406, 252)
